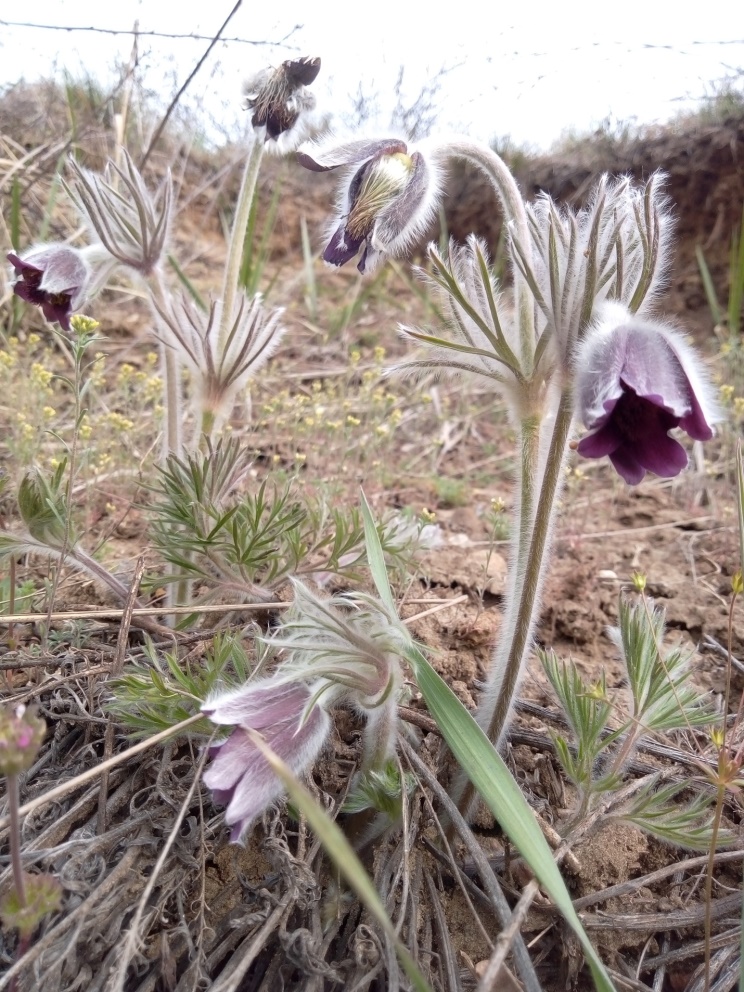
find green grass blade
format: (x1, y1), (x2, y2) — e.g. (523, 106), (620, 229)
(728, 205), (744, 338)
(251, 732), (433, 992)
(736, 441), (744, 574)
(38, 155), (66, 243)
(360, 490), (395, 614)
(10, 177), (21, 250)
(405, 642), (616, 992)
(740, 858), (744, 992)
(300, 215), (317, 321)
(167, 254), (207, 311)
(695, 245), (722, 328)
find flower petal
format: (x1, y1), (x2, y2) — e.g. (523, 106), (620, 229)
(283, 56), (321, 87)
(608, 446), (646, 485)
(203, 701), (331, 843)
(297, 138), (407, 173)
(323, 223), (364, 267)
(373, 151), (431, 248)
(633, 429), (689, 478)
(203, 679), (313, 730)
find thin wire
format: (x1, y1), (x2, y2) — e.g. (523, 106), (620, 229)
(0, 18), (301, 46)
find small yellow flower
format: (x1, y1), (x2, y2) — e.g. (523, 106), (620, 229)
(146, 352), (158, 367)
(631, 571), (647, 592)
(42, 406), (56, 420)
(346, 415), (361, 427)
(421, 508), (436, 523)
(350, 350), (361, 364)
(27, 333), (40, 346)
(70, 314), (100, 334)
(295, 452), (306, 463)
(373, 346), (386, 362)
(31, 363), (53, 387)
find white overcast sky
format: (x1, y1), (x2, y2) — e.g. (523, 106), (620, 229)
(1, 1), (742, 149)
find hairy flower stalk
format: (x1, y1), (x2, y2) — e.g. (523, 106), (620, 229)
(201, 582), (409, 842)
(218, 58), (320, 358)
(155, 291), (285, 444)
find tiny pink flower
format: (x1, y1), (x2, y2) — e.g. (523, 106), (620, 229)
(297, 137), (440, 273)
(7, 245), (90, 331)
(202, 678), (330, 843)
(575, 303), (719, 485)
(0, 705), (46, 776)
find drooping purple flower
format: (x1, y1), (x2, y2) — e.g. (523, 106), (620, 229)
(244, 57), (320, 145)
(575, 303), (719, 485)
(297, 137), (440, 273)
(7, 245), (90, 331)
(202, 678), (331, 843)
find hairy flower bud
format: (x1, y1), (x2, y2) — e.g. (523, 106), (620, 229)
(7, 244), (90, 331)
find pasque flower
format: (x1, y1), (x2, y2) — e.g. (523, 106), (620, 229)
(244, 56), (320, 145)
(201, 583), (410, 842)
(7, 244), (90, 331)
(298, 137), (440, 273)
(575, 303), (718, 484)
(202, 678), (331, 843)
